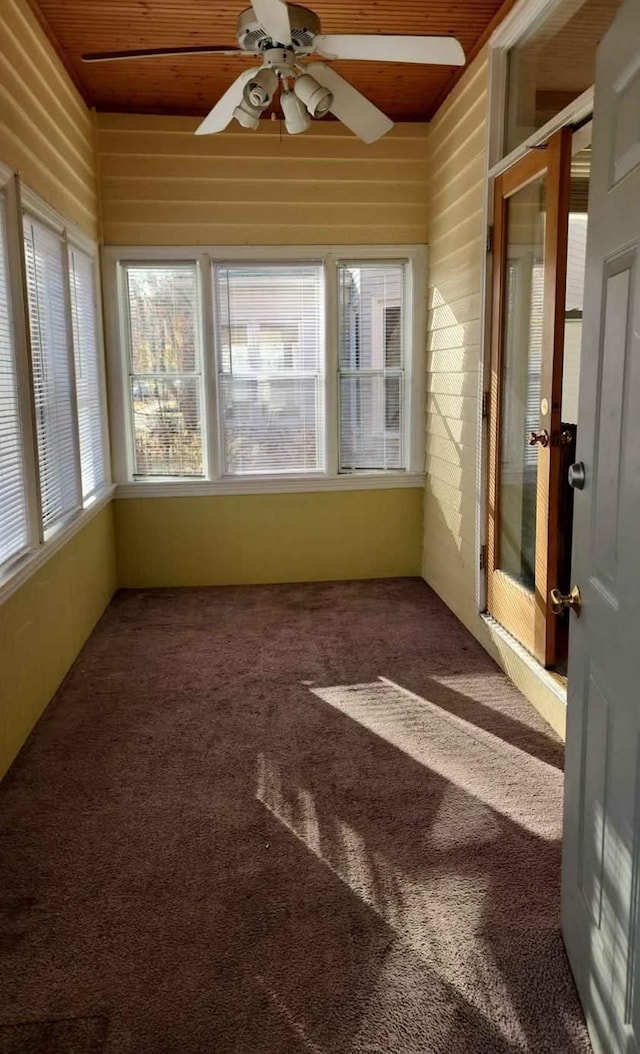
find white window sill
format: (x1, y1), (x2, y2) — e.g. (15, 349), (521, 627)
(114, 472), (425, 499)
(0, 486), (115, 606)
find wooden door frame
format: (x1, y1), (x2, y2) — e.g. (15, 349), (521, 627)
(487, 127), (572, 665)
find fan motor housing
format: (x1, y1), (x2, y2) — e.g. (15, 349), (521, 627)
(237, 4), (321, 53)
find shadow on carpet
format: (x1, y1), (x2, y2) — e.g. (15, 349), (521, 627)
(0, 579), (589, 1053)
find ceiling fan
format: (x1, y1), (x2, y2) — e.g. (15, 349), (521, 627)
(81, 0), (465, 144)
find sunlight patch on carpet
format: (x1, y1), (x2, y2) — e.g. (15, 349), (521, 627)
(310, 678), (562, 840)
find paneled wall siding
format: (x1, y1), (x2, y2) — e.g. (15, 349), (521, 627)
(423, 50), (487, 627)
(95, 115), (429, 246)
(0, 0), (98, 238)
(422, 48), (567, 738)
(94, 113), (427, 596)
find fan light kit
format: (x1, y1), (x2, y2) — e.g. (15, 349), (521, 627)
(82, 0), (465, 144)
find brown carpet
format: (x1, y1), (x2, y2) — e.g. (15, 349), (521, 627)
(0, 578), (590, 1054)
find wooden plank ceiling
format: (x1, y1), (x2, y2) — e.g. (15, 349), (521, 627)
(27, 0), (513, 121)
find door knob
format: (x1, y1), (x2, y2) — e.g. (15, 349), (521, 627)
(529, 429), (549, 447)
(568, 462), (585, 489)
(549, 585), (582, 617)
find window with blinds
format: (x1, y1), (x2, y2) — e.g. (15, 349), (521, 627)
(24, 215), (81, 534)
(0, 195), (29, 569)
(124, 264), (204, 478)
(69, 246), (108, 499)
(338, 262), (406, 471)
(214, 263), (324, 475)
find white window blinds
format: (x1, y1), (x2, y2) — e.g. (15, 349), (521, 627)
(215, 263), (324, 475)
(124, 264), (204, 478)
(69, 246), (108, 499)
(338, 262), (406, 472)
(0, 195), (29, 568)
(24, 215), (81, 533)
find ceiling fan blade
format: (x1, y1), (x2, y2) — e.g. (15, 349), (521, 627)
(251, 0), (292, 45)
(195, 69), (257, 135)
(314, 34), (465, 66)
(81, 45), (245, 62)
(305, 63), (393, 144)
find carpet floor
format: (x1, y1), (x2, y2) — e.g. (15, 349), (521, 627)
(0, 578), (590, 1054)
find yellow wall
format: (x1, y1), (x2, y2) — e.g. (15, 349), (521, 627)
(115, 489), (423, 587)
(96, 115), (429, 245)
(0, 0), (98, 238)
(0, 3), (563, 783)
(0, 0), (116, 776)
(423, 51), (487, 625)
(422, 49), (566, 738)
(0, 505), (117, 778)
(97, 113), (427, 591)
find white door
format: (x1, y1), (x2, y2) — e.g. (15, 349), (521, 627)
(562, 1), (640, 1052)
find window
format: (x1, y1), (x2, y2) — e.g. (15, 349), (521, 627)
(123, 264), (204, 478)
(215, 263), (324, 475)
(24, 215), (81, 534)
(106, 247), (425, 487)
(69, 246), (108, 499)
(0, 172), (111, 594)
(338, 262), (406, 471)
(502, 0), (622, 158)
(0, 194), (28, 569)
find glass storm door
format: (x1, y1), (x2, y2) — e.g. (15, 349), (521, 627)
(487, 128), (572, 666)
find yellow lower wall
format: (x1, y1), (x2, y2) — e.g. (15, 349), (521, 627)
(115, 490), (423, 587)
(0, 504), (117, 778)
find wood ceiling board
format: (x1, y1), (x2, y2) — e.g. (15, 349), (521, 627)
(26, 0), (511, 120)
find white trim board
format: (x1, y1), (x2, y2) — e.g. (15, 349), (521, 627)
(114, 472), (425, 499)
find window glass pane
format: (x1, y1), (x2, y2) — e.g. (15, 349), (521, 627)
(0, 196), (29, 567)
(504, 0), (622, 156)
(24, 216), (80, 532)
(131, 377), (202, 477)
(338, 262), (405, 472)
(69, 247), (108, 499)
(562, 146), (590, 426)
(498, 176), (546, 591)
(125, 265), (204, 478)
(215, 263), (324, 475)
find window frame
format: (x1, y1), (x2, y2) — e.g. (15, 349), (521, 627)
(103, 244), (426, 496)
(0, 169), (112, 604)
(213, 259), (327, 477)
(337, 259), (408, 474)
(68, 241), (112, 501)
(486, 0), (596, 177)
(122, 260), (207, 480)
(0, 165), (40, 571)
(23, 206), (84, 536)
(21, 186), (112, 531)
